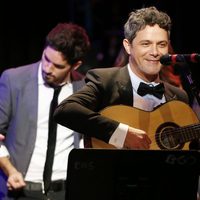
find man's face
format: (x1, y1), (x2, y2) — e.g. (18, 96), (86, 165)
(41, 46), (72, 87)
(124, 24), (169, 82)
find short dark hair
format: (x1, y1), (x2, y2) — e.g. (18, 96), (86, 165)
(45, 23), (90, 65)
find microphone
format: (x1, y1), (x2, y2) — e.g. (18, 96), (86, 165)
(160, 53), (200, 65)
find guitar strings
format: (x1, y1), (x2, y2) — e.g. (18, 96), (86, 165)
(154, 123), (200, 146)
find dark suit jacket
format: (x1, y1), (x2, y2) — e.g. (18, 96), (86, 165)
(54, 65), (189, 143)
(0, 61), (85, 199)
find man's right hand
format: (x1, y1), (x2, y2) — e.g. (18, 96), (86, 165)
(124, 127), (151, 149)
(7, 170), (26, 190)
(0, 156), (26, 190)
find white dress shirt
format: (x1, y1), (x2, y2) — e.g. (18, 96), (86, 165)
(109, 64), (166, 148)
(0, 63), (83, 183)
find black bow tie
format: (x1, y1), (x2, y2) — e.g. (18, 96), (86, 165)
(137, 82), (165, 99)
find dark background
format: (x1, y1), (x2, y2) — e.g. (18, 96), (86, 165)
(0, 0), (199, 90)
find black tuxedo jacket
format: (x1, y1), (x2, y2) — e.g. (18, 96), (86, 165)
(54, 65), (189, 143)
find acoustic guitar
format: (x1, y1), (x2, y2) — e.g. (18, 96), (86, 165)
(91, 100), (200, 150)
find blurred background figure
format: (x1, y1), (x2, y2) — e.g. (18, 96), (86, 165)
(0, 22), (90, 200)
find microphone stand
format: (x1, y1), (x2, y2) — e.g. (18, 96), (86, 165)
(182, 64), (200, 106)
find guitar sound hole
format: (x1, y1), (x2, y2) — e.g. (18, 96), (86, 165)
(155, 122), (184, 150)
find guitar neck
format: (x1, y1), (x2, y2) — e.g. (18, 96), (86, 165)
(178, 123), (200, 143)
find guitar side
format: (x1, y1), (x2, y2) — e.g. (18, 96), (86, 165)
(91, 100), (199, 150)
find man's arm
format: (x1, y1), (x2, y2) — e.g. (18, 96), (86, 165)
(0, 135), (26, 190)
(0, 156), (26, 190)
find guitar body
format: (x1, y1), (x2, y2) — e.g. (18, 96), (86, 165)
(91, 100), (199, 150)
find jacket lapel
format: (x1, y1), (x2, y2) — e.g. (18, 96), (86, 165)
(163, 82), (179, 101)
(116, 66), (133, 106)
(25, 63), (39, 128)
